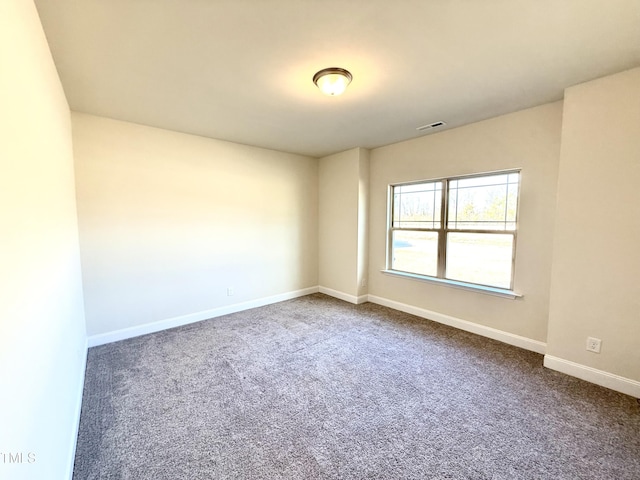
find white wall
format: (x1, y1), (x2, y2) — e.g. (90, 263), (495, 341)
(0, 1), (87, 479)
(319, 148), (369, 301)
(368, 103), (563, 345)
(72, 114), (318, 337)
(546, 67), (640, 393)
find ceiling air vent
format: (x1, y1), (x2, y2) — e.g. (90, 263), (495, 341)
(416, 121), (446, 132)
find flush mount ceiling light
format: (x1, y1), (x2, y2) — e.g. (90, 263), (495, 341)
(313, 67), (353, 96)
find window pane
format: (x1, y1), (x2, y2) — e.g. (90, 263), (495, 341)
(393, 182), (442, 229)
(393, 193), (400, 225)
(397, 183), (438, 194)
(456, 174), (509, 189)
(506, 183), (518, 224)
(448, 173), (519, 231)
(391, 231), (438, 277)
(445, 233), (514, 288)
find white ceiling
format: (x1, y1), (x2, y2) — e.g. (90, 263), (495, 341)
(34, 0), (640, 158)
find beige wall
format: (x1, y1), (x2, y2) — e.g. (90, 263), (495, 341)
(319, 148), (369, 299)
(73, 114), (318, 336)
(368, 103), (563, 342)
(357, 148), (370, 297)
(547, 67), (640, 381)
(0, 1), (87, 478)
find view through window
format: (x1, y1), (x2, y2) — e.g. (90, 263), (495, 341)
(389, 171), (520, 290)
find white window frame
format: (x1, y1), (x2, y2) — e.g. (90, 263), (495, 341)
(384, 169), (522, 299)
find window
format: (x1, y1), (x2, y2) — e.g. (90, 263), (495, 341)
(388, 170), (520, 292)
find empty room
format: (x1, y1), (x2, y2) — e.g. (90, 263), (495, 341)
(2, 0), (640, 479)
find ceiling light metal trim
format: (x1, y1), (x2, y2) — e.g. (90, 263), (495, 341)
(313, 67), (353, 96)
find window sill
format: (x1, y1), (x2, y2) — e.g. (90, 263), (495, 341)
(380, 270), (523, 299)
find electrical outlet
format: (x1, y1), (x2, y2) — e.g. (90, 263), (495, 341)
(227, 287), (234, 296)
(586, 337), (601, 353)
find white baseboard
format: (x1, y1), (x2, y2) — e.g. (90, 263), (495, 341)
(66, 337), (88, 480)
(319, 286), (368, 305)
(544, 355), (640, 398)
(88, 286), (319, 347)
(367, 294), (547, 354)
(86, 287), (640, 400)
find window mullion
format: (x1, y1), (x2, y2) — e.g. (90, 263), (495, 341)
(437, 180), (448, 278)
